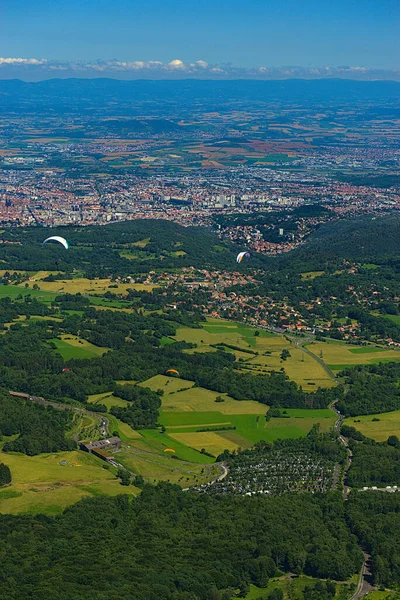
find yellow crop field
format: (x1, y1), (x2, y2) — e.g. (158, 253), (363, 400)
(247, 345), (336, 390)
(308, 342), (400, 370)
(24, 277), (157, 294)
(174, 321), (336, 390)
(160, 386), (266, 415)
(32, 270), (60, 279)
(169, 431), (238, 455)
(343, 410), (400, 442)
(140, 374), (195, 393)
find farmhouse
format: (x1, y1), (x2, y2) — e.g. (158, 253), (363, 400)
(80, 437), (121, 454)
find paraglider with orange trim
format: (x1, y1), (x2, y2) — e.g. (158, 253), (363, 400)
(166, 369), (180, 377)
(236, 251), (251, 264)
(164, 448), (176, 454)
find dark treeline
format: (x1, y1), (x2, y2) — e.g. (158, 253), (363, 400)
(337, 362), (400, 415)
(342, 426), (400, 487)
(218, 427), (347, 466)
(347, 492), (400, 587)
(0, 462), (11, 486)
(0, 219), (241, 276)
(0, 390), (75, 456)
(0, 296), (52, 329)
(111, 385), (162, 429)
(0, 484), (362, 600)
(282, 215), (400, 269)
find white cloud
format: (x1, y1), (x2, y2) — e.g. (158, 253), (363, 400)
(167, 59), (185, 69)
(0, 57), (47, 65)
(0, 57), (398, 81)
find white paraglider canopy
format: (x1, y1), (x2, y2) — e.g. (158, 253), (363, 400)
(42, 236), (69, 250)
(236, 251), (250, 264)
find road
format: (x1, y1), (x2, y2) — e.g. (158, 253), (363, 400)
(350, 552), (375, 600)
(289, 337), (349, 391)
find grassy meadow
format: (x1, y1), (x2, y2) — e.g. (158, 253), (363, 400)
(24, 276), (157, 295)
(175, 318), (336, 390)
(307, 341), (400, 372)
(343, 410), (400, 442)
(0, 449), (138, 515)
(49, 334), (109, 360)
(243, 574), (355, 600)
(116, 446), (221, 487)
(135, 368), (336, 459)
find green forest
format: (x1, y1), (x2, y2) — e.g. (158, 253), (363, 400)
(337, 362), (400, 415)
(0, 390), (75, 455)
(0, 484), (363, 600)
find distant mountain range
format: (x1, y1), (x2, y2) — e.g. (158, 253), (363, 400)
(1, 78), (399, 113)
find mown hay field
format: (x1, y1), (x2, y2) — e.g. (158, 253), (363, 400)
(87, 393), (130, 409)
(308, 342), (400, 371)
(146, 375), (267, 415)
(174, 319), (335, 390)
(0, 450), (138, 515)
(343, 410), (400, 442)
(116, 448), (220, 487)
(26, 276), (157, 294)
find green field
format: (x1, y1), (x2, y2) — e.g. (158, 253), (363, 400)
(116, 446), (220, 487)
(348, 346), (384, 354)
(0, 283), (56, 302)
(49, 335), (109, 360)
(308, 341), (400, 372)
(134, 321), (340, 458)
(148, 383), (337, 457)
(139, 428), (216, 463)
(343, 410), (400, 442)
(242, 574), (356, 600)
(0, 449), (138, 515)
(362, 592), (397, 600)
(161, 410), (336, 456)
(382, 314), (400, 326)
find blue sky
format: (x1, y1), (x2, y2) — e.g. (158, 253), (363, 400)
(0, 0), (398, 79)
(1, 0), (398, 66)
